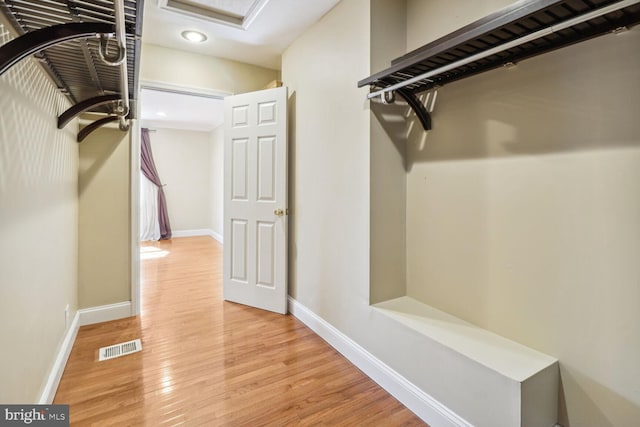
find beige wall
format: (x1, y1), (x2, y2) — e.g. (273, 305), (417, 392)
(405, 1), (640, 425)
(0, 19), (79, 402)
(370, 0), (408, 304)
(406, 0), (511, 52)
(77, 42), (275, 309)
(284, 2), (515, 425)
(149, 128), (213, 232)
(140, 43), (279, 95)
(283, 0), (371, 308)
(210, 125), (224, 238)
(286, 0), (640, 425)
(78, 126), (131, 308)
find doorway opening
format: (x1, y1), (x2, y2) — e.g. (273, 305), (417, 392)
(133, 83), (289, 316)
(133, 82), (230, 315)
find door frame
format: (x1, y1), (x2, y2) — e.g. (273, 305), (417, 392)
(130, 80), (232, 316)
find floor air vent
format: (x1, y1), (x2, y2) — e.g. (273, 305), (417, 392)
(98, 339), (142, 361)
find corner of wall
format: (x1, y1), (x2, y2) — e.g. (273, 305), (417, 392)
(369, 0), (409, 304)
(78, 126), (132, 309)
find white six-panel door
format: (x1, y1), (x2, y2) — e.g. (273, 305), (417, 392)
(223, 86), (288, 314)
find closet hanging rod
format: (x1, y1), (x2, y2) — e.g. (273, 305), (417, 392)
(114, 0), (130, 131)
(367, 0), (640, 100)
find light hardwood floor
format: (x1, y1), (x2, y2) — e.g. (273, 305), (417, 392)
(54, 236), (426, 426)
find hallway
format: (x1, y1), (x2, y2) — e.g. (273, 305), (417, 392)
(54, 236), (424, 426)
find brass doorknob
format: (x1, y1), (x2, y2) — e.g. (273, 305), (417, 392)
(274, 208), (284, 216)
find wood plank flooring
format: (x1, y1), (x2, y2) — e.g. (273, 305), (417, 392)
(54, 236), (426, 426)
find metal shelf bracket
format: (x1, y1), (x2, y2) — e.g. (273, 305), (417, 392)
(395, 89), (432, 131)
(77, 116), (119, 143)
(58, 94), (122, 129)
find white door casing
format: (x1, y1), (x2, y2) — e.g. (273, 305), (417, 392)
(223, 86), (288, 314)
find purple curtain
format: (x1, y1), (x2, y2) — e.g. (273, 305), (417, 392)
(141, 128), (172, 240)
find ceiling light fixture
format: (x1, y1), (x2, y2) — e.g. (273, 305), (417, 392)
(156, 111), (167, 117)
(181, 30), (207, 43)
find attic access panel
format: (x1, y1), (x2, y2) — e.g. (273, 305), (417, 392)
(0, 0), (143, 118)
(158, 0), (269, 29)
(359, 0), (640, 100)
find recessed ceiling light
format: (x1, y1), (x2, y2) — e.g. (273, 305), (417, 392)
(181, 30), (207, 43)
(156, 111), (167, 117)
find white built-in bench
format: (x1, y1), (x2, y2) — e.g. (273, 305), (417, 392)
(373, 296), (558, 427)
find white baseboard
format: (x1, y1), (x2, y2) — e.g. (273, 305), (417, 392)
(39, 302), (133, 403)
(172, 229), (212, 238)
(78, 301), (132, 326)
(209, 230), (223, 244)
(39, 311), (80, 404)
(287, 297), (472, 427)
(172, 229), (223, 243)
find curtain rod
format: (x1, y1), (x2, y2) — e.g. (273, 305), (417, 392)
(367, 0), (640, 100)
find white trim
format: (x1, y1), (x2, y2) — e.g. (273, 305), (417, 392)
(209, 230), (223, 243)
(139, 80), (231, 99)
(172, 229), (213, 238)
(171, 229), (223, 243)
(287, 297), (472, 427)
(38, 312), (80, 404)
(130, 119), (141, 316)
(172, 229), (212, 238)
(78, 301), (133, 327)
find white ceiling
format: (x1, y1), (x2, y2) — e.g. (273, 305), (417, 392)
(140, 0), (340, 132)
(140, 88), (224, 132)
(142, 0), (341, 70)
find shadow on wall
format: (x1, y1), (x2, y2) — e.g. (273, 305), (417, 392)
(287, 91), (297, 300)
(559, 367), (640, 427)
(370, 28), (640, 170)
(368, 28), (640, 427)
(371, 99), (409, 170)
(406, 29), (640, 167)
(78, 127), (123, 196)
